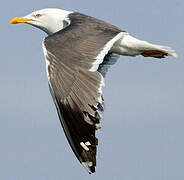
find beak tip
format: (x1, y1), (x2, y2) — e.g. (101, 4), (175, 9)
(9, 17), (19, 24)
(9, 17), (32, 24)
(10, 20), (17, 24)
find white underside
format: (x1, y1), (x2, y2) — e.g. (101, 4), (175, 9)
(111, 33), (177, 57)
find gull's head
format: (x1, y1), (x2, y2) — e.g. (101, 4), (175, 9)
(10, 8), (72, 35)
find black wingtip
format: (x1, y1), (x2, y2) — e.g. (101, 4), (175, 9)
(81, 162), (96, 174)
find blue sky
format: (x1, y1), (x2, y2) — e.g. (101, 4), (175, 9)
(1, 0), (184, 179)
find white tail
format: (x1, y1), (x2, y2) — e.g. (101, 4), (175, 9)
(112, 33), (177, 58)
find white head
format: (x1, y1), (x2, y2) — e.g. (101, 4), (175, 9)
(10, 8), (73, 35)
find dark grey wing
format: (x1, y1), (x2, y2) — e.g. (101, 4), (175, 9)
(43, 13), (124, 173)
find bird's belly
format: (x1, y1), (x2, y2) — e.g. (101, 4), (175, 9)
(111, 38), (140, 56)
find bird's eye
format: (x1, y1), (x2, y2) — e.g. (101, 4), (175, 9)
(35, 14), (42, 18)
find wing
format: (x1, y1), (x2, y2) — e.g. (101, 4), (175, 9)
(43, 13), (124, 173)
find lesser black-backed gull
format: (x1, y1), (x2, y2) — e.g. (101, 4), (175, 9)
(10, 8), (177, 174)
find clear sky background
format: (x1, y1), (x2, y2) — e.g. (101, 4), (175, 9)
(1, 0), (183, 179)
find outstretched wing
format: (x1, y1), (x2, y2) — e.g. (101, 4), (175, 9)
(43, 12), (124, 173)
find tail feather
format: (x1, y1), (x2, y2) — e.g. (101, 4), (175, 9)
(140, 43), (177, 58)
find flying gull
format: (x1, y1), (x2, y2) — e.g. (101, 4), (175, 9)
(10, 8), (177, 173)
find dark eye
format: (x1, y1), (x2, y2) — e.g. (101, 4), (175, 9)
(35, 14), (42, 18)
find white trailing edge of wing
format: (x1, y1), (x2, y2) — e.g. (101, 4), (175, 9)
(89, 32), (125, 72)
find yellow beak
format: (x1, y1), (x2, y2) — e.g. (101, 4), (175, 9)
(10, 17), (33, 24)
